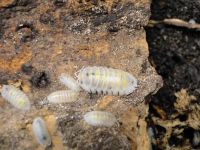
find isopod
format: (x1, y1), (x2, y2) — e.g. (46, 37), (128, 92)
(84, 111), (117, 127)
(0, 85), (31, 110)
(193, 131), (200, 146)
(32, 117), (51, 147)
(58, 73), (80, 91)
(76, 66), (137, 95)
(47, 90), (79, 103)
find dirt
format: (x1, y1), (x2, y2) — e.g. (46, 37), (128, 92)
(0, 0), (162, 149)
(146, 0), (200, 149)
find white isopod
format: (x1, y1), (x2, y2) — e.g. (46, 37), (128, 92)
(47, 90), (79, 103)
(0, 85), (31, 110)
(32, 117), (51, 147)
(76, 66), (137, 95)
(84, 111), (117, 127)
(58, 73), (80, 91)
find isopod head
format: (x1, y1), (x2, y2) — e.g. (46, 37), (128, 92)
(1, 85), (31, 110)
(32, 117), (51, 147)
(84, 111), (117, 127)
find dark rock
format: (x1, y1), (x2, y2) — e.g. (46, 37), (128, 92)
(21, 64), (33, 75)
(30, 71), (50, 88)
(53, 0), (66, 7)
(16, 22), (37, 42)
(40, 11), (55, 25)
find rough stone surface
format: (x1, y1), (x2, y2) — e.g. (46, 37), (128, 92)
(0, 0), (162, 149)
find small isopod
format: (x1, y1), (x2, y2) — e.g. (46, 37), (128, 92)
(84, 111), (117, 127)
(58, 73), (80, 91)
(32, 117), (51, 147)
(76, 66), (137, 95)
(47, 90), (79, 103)
(193, 131), (200, 146)
(0, 85), (31, 110)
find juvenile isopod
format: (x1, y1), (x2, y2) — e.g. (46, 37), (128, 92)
(0, 85), (31, 110)
(193, 131), (200, 146)
(47, 90), (79, 103)
(58, 73), (80, 91)
(32, 117), (51, 147)
(84, 111), (117, 127)
(76, 66), (137, 95)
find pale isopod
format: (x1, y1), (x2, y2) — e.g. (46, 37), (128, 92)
(32, 117), (51, 147)
(58, 73), (80, 91)
(47, 90), (79, 103)
(193, 131), (200, 146)
(0, 85), (31, 110)
(84, 111), (117, 127)
(76, 66), (137, 95)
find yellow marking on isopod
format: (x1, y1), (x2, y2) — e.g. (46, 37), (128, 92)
(110, 69), (115, 88)
(18, 99), (26, 107)
(116, 70), (121, 89)
(92, 114), (99, 121)
(104, 69), (110, 88)
(95, 68), (100, 80)
(122, 72), (128, 88)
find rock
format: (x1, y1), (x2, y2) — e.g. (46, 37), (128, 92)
(0, 0), (15, 8)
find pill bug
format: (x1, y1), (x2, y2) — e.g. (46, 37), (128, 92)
(58, 73), (80, 91)
(0, 85), (31, 110)
(47, 90), (79, 103)
(32, 117), (51, 147)
(84, 111), (117, 127)
(76, 66), (137, 95)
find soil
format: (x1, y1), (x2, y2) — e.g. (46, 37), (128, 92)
(146, 0), (200, 149)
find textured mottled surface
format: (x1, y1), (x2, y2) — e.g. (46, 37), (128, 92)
(0, 0), (162, 149)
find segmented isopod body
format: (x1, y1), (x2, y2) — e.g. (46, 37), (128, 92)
(0, 85), (31, 110)
(32, 117), (51, 147)
(84, 111), (117, 127)
(58, 73), (80, 91)
(47, 90), (79, 103)
(76, 66), (137, 95)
